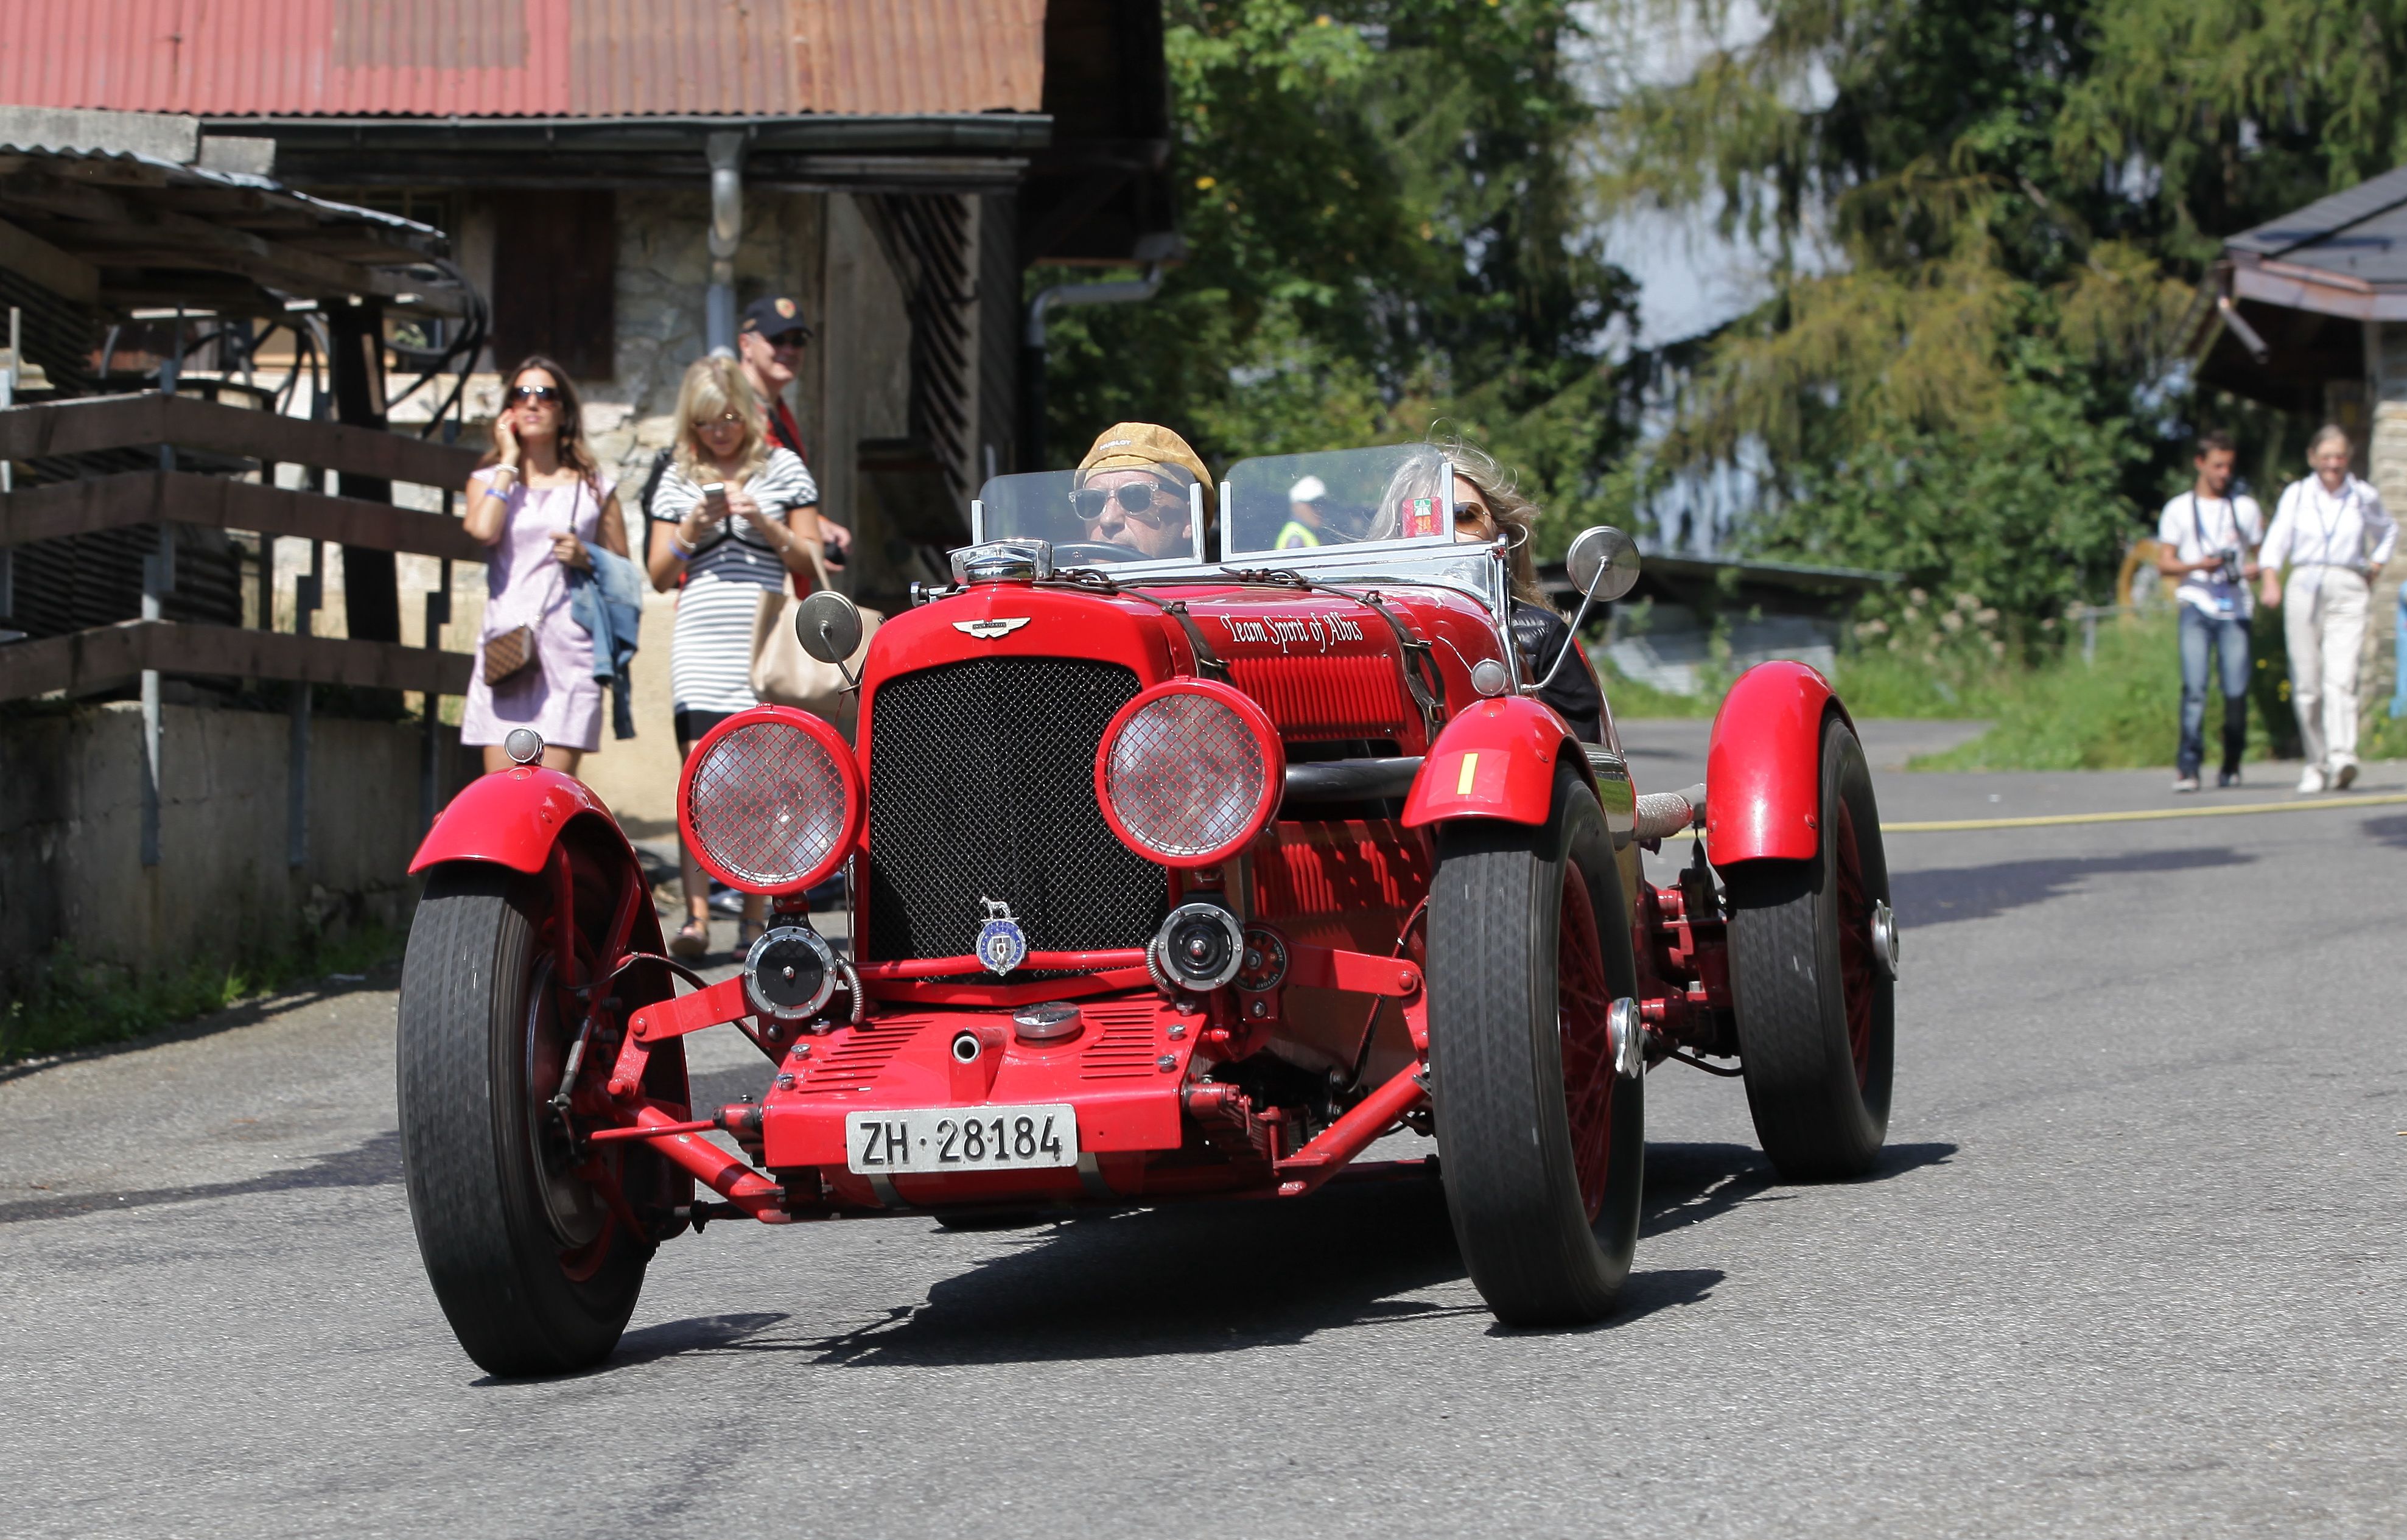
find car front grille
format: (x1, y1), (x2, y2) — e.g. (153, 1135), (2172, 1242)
(864, 657), (1168, 963)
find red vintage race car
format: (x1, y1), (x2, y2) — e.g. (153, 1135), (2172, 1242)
(397, 443), (1899, 1375)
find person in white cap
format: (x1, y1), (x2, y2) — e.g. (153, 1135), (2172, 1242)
(1278, 475), (1328, 549)
(2260, 423), (2398, 792)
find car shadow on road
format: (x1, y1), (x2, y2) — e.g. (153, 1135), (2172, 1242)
(0, 1128), (403, 1225)
(614, 1139), (1955, 1370)
(1640, 1138), (1955, 1244)
(1891, 845), (2252, 929)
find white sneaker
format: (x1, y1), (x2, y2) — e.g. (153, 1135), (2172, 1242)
(2296, 765), (2327, 794)
(2332, 759), (2360, 790)
(2171, 774), (2201, 793)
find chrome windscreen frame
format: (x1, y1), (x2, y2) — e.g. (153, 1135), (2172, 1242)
(967, 483), (1215, 581)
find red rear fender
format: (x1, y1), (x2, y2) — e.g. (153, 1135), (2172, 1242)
(1703, 660), (1851, 864)
(1401, 696), (1594, 829)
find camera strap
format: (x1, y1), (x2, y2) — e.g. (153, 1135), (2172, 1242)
(2189, 494), (2224, 570)
(2188, 493), (2245, 615)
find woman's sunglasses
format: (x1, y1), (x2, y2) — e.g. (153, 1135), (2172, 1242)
(692, 411), (745, 430)
(1070, 480), (1178, 524)
(509, 385), (564, 405)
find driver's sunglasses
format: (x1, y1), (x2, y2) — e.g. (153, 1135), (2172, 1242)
(509, 385), (564, 405)
(1071, 481), (1177, 525)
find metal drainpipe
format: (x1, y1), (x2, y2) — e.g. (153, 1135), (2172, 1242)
(706, 131), (746, 358)
(1020, 265), (1164, 473)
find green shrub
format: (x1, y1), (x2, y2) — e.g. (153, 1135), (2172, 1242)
(1598, 659), (1717, 719)
(1604, 607), (2378, 774)
(1911, 611), (2297, 771)
(0, 925), (404, 1065)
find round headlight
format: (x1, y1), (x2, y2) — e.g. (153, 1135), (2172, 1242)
(1095, 681), (1283, 867)
(679, 709), (861, 894)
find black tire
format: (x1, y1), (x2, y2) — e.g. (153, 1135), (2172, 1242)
(1428, 766), (1646, 1327)
(1723, 713), (1894, 1180)
(398, 864), (667, 1376)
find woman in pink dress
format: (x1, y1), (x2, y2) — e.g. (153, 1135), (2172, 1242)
(458, 355), (632, 774)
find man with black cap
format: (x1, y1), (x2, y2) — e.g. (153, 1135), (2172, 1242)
(736, 295), (849, 565)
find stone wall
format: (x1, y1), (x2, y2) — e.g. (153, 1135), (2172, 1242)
(0, 702), (476, 1006)
(2366, 324), (2407, 713)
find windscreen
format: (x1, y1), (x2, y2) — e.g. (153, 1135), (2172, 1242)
(1221, 444), (1454, 561)
(973, 469), (1203, 566)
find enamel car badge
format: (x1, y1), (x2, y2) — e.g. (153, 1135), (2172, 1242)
(974, 898), (1029, 976)
(953, 617), (1032, 640)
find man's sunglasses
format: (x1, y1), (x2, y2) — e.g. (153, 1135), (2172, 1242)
(509, 385), (564, 405)
(1070, 481), (1180, 525)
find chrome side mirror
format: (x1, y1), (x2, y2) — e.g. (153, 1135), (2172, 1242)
(795, 590), (866, 690)
(1567, 525), (1641, 603)
(1536, 525), (1642, 693)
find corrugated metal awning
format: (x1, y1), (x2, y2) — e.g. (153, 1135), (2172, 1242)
(0, 0), (1046, 119)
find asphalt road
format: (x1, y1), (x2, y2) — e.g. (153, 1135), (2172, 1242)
(3, 721), (2402, 1539)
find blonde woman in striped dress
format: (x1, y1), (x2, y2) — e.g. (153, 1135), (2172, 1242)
(646, 355), (824, 957)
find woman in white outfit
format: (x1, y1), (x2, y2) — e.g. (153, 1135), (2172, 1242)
(2260, 425), (2398, 793)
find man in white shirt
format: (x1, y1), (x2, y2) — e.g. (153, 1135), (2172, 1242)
(2260, 424), (2399, 791)
(2155, 432), (2263, 792)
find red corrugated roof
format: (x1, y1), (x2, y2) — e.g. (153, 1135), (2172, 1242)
(0, 0), (1046, 119)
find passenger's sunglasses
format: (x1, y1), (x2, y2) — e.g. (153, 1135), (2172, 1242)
(1070, 480), (1179, 525)
(509, 385), (564, 405)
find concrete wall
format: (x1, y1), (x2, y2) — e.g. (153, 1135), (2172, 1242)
(0, 702), (474, 1004)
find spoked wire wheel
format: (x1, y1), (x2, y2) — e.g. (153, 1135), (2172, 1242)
(1428, 766), (1645, 1327)
(398, 862), (684, 1376)
(1555, 869), (1620, 1219)
(1723, 714), (1894, 1179)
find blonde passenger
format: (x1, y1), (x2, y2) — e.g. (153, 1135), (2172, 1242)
(645, 356), (824, 956)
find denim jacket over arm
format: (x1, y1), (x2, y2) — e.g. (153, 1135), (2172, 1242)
(568, 546), (646, 740)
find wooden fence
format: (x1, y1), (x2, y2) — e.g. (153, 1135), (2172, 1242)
(0, 390), (484, 863)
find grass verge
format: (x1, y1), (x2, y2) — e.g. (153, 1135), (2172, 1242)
(0, 924), (406, 1066)
(1605, 610), (2407, 771)
(1910, 611), (2407, 769)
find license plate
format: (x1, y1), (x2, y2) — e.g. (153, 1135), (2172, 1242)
(844, 1104), (1077, 1174)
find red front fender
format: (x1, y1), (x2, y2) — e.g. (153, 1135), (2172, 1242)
(411, 765), (629, 877)
(1704, 660), (1852, 864)
(1401, 696), (1594, 828)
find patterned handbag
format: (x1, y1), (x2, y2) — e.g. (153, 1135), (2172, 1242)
(483, 624), (538, 687)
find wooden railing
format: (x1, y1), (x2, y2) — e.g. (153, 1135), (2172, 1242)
(0, 390), (485, 701)
(0, 390), (488, 865)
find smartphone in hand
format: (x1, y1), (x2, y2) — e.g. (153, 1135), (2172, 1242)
(700, 481), (729, 522)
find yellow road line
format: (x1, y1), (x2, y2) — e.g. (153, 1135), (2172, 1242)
(1660, 791), (2407, 838)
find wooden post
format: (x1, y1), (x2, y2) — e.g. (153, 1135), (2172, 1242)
(139, 312), (184, 867)
(326, 299), (402, 718)
(289, 539), (320, 869)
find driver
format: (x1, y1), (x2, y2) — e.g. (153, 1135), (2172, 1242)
(1070, 422), (1214, 561)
